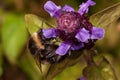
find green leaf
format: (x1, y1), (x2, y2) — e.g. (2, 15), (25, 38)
(0, 45), (3, 77)
(89, 0), (119, 15)
(54, 63), (84, 80)
(1, 13), (28, 63)
(46, 51), (84, 80)
(90, 2), (120, 27)
(25, 14), (54, 35)
(0, 8), (3, 77)
(83, 64), (104, 80)
(18, 51), (43, 80)
(90, 2), (120, 51)
(83, 51), (117, 80)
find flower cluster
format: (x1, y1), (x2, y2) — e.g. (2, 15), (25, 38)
(43, 0), (105, 56)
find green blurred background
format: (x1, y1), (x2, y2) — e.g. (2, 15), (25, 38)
(0, 0), (120, 80)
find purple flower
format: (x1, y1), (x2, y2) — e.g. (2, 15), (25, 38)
(91, 27), (105, 39)
(78, 0), (96, 15)
(43, 0), (105, 56)
(42, 28), (58, 38)
(56, 42), (71, 55)
(71, 42), (84, 50)
(44, 1), (61, 17)
(62, 5), (75, 12)
(75, 28), (90, 42)
(77, 76), (86, 80)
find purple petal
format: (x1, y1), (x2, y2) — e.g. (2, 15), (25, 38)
(56, 42), (71, 55)
(44, 1), (61, 17)
(86, 0), (96, 6)
(42, 28), (58, 38)
(78, 0), (96, 15)
(62, 5), (75, 12)
(91, 27), (105, 39)
(75, 28), (90, 42)
(78, 77), (86, 80)
(71, 42), (84, 50)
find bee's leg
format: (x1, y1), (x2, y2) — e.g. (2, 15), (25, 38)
(46, 50), (55, 58)
(50, 57), (56, 63)
(46, 50), (59, 63)
(56, 55), (62, 62)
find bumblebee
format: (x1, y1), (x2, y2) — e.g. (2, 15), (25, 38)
(28, 26), (67, 64)
(25, 14), (68, 64)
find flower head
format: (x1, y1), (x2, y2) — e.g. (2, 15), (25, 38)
(43, 0), (105, 56)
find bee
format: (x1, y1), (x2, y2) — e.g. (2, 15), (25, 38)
(26, 14), (67, 64)
(28, 29), (67, 64)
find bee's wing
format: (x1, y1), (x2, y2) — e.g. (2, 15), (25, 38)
(34, 53), (42, 73)
(90, 2), (120, 29)
(25, 14), (55, 35)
